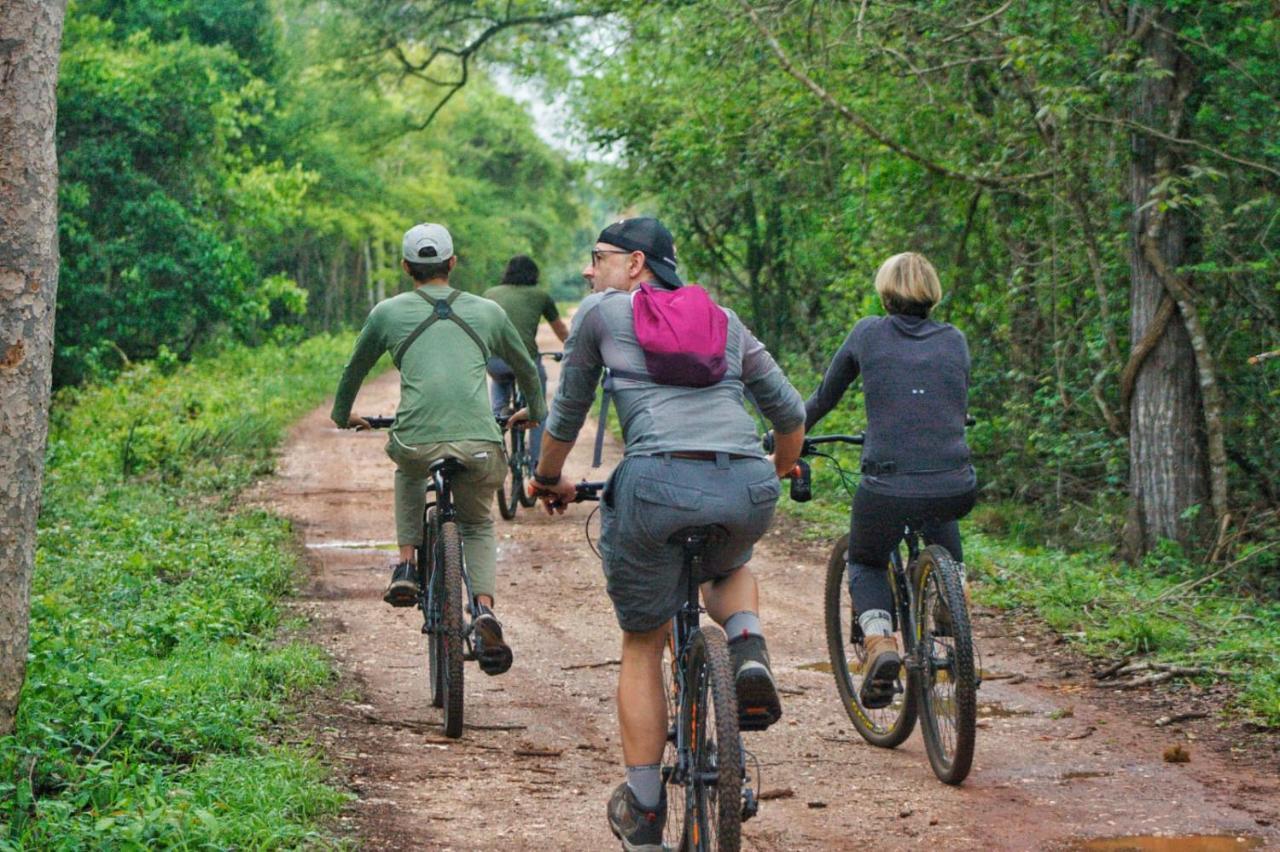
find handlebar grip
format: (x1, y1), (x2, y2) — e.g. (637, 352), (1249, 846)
(761, 431), (775, 453)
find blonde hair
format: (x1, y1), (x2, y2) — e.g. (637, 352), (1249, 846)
(873, 252), (942, 316)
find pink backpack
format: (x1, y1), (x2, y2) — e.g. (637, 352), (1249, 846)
(612, 282), (728, 387)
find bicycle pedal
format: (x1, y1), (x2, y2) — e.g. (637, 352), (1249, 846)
(739, 711), (775, 732)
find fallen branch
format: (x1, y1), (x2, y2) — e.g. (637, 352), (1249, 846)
(514, 748), (563, 758)
(1248, 349), (1279, 365)
(1092, 659), (1130, 680)
(1155, 711), (1208, 727)
(561, 659), (620, 671)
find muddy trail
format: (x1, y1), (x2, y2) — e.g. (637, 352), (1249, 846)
(256, 326), (1279, 851)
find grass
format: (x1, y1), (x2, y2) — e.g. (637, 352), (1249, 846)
(0, 333), (371, 849)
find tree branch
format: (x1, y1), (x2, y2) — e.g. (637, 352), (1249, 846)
(736, 0), (1056, 188)
(1085, 114), (1280, 181)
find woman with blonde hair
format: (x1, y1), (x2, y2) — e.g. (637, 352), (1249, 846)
(803, 252), (977, 709)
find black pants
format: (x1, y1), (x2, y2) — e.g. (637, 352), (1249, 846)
(847, 486), (977, 617)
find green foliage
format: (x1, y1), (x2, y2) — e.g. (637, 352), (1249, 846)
(0, 335), (360, 848)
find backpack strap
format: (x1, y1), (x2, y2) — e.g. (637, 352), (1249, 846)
(593, 369), (613, 468)
(393, 289), (490, 368)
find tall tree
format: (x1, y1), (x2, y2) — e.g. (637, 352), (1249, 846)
(0, 0), (67, 734)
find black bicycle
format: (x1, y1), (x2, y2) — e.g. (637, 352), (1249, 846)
(494, 351), (563, 520)
(773, 432), (978, 784)
(363, 415), (484, 739)
(557, 482), (759, 851)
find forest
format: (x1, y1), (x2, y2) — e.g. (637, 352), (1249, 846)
(0, 0), (1277, 846)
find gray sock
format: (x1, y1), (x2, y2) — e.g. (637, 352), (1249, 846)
(859, 609), (893, 638)
(626, 764), (662, 810)
(723, 610), (763, 642)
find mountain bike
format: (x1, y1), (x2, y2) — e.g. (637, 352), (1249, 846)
(363, 415), (485, 739)
(558, 481), (760, 851)
(494, 351), (563, 520)
(770, 431), (978, 784)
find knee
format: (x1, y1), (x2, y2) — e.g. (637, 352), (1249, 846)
(621, 624), (670, 657)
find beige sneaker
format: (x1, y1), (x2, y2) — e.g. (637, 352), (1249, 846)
(860, 634), (902, 709)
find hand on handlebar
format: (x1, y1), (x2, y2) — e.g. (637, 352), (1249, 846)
(507, 407), (538, 431)
(347, 414), (372, 431)
(529, 475), (577, 515)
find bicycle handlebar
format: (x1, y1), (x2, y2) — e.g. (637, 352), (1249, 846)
(359, 416), (395, 429)
(539, 351), (565, 362)
(761, 416), (976, 455)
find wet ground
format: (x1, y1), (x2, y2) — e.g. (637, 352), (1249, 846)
(254, 324), (1280, 850)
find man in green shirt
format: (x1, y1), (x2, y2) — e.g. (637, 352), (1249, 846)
(483, 255), (568, 468)
(331, 223), (546, 675)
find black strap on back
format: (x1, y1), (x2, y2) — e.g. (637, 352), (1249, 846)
(393, 289), (489, 368)
(593, 370), (613, 468)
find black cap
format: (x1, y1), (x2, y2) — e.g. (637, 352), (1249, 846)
(597, 217), (684, 289)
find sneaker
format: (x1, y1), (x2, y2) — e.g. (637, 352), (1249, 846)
(860, 634), (902, 710)
(472, 604), (513, 676)
(607, 782), (665, 852)
(383, 561), (418, 607)
(729, 635), (782, 731)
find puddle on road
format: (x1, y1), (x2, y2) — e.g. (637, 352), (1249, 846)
(306, 540), (397, 551)
(798, 661), (833, 673)
(1073, 836), (1262, 851)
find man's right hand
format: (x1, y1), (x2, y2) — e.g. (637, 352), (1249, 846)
(347, 414), (372, 430)
(530, 475), (577, 515)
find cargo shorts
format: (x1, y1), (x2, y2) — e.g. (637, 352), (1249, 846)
(599, 453), (781, 633)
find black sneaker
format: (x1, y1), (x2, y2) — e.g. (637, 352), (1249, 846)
(472, 604), (513, 676)
(383, 561), (418, 607)
(606, 782), (665, 852)
(729, 634), (782, 731)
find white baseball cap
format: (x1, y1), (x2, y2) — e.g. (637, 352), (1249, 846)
(402, 223), (454, 263)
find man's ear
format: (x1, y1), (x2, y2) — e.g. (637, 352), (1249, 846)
(401, 259), (412, 275)
(448, 256), (458, 271)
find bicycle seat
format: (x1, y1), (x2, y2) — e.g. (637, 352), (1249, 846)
(668, 524), (730, 555)
(428, 457), (467, 477)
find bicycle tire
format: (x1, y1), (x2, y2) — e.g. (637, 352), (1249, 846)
(913, 544), (977, 784)
(423, 510), (444, 709)
(496, 426), (522, 520)
(438, 520), (466, 738)
(825, 533), (917, 748)
(685, 628), (742, 852)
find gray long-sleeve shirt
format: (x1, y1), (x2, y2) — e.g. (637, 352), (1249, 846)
(547, 289), (805, 457)
(805, 314), (975, 498)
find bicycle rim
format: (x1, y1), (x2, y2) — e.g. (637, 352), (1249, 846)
(438, 520), (466, 738)
(686, 629), (742, 852)
(496, 446), (519, 520)
(515, 431), (537, 508)
(825, 534), (917, 747)
(913, 545), (977, 784)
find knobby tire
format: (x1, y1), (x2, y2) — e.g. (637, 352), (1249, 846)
(825, 534), (917, 748)
(438, 520), (466, 738)
(913, 545), (976, 784)
(686, 628), (742, 852)
(497, 426), (522, 520)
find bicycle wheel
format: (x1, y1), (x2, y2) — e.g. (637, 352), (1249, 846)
(496, 426), (522, 520)
(684, 628), (742, 852)
(913, 544), (976, 784)
(423, 510), (444, 709)
(437, 520), (466, 738)
(825, 533), (917, 748)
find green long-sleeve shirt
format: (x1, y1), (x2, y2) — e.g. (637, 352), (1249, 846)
(331, 285), (546, 445)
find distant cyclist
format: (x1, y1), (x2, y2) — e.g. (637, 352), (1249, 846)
(804, 252), (976, 710)
(331, 223), (546, 675)
(483, 254), (569, 468)
(531, 217), (805, 850)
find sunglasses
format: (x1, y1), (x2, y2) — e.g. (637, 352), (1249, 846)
(589, 248), (632, 267)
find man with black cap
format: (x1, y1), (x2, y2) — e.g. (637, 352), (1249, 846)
(531, 217), (806, 849)
(331, 222), (546, 676)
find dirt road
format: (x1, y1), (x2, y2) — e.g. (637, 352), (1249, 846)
(259, 328), (1279, 851)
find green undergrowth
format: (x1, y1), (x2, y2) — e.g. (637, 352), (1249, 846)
(1, 334), (366, 849)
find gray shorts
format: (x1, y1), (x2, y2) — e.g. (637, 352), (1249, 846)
(599, 454), (781, 633)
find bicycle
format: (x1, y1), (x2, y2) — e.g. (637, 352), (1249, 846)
(554, 481), (760, 852)
(362, 415), (489, 739)
(494, 351), (563, 520)
(768, 431), (978, 785)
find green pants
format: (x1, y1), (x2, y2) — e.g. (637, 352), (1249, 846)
(386, 435), (506, 599)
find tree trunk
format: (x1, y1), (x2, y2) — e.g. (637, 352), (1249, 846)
(0, 0), (67, 735)
(1124, 4), (1207, 557)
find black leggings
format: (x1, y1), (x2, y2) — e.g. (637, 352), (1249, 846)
(847, 486), (977, 617)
